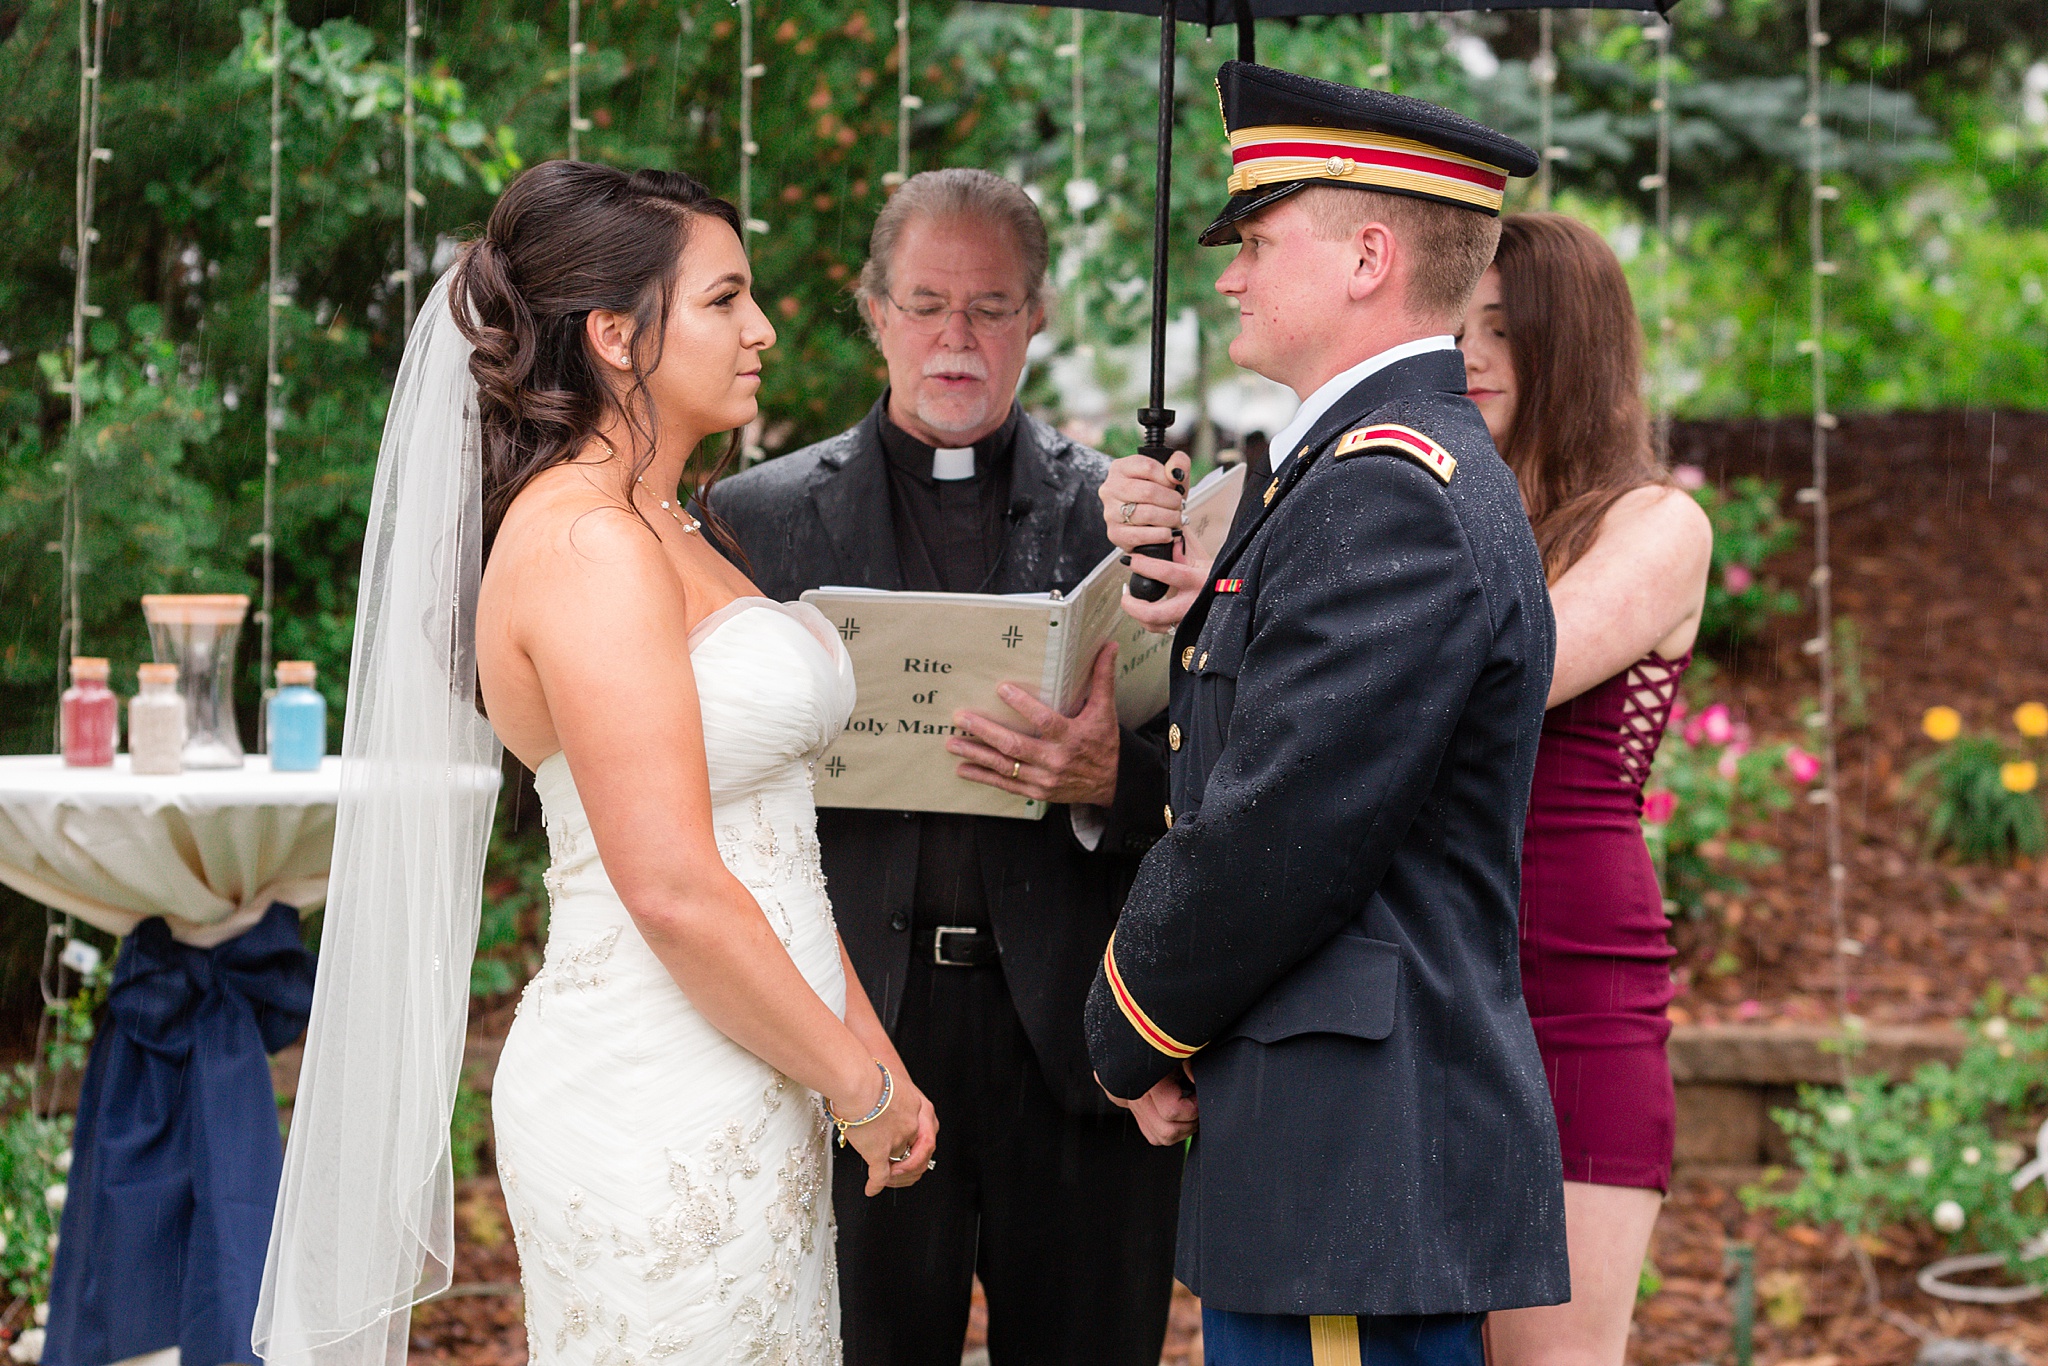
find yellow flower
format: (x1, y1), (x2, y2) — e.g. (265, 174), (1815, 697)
(2016, 702), (2048, 739)
(2001, 761), (2039, 794)
(1922, 706), (1962, 742)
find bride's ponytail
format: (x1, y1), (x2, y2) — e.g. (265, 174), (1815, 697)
(446, 161), (744, 564)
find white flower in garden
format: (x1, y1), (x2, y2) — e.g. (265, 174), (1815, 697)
(0, 1230), (9, 1256)
(9, 1327), (44, 1363)
(1907, 1154), (1934, 1178)
(52, 1149), (70, 1175)
(1983, 1017), (2010, 1041)
(1933, 1200), (1967, 1233)
(1825, 1104), (1855, 1128)
(41, 1184), (65, 1213)
(28, 1309), (43, 1329)
(1962, 1147), (1982, 1166)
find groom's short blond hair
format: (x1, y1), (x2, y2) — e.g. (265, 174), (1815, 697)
(1294, 185), (1501, 327)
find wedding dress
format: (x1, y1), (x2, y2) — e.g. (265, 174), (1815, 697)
(492, 598), (858, 1365)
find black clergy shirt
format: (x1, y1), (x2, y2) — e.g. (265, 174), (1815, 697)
(877, 401), (1022, 936)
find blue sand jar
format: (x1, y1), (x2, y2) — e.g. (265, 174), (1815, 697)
(268, 661), (327, 771)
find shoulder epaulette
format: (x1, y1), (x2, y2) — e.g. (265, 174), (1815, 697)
(1333, 423), (1456, 484)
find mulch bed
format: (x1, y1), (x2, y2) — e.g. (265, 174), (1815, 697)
(396, 410), (2048, 1366)
(1662, 411), (2048, 1028)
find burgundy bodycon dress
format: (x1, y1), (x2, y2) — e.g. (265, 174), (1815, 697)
(1518, 653), (1689, 1192)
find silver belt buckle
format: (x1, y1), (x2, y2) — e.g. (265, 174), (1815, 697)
(932, 925), (982, 967)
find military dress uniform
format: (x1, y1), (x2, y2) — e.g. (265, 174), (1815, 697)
(1085, 64), (1570, 1366)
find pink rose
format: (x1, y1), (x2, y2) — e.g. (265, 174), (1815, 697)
(1701, 703), (1734, 746)
(1785, 747), (1821, 784)
(1673, 464), (1707, 491)
(1723, 564), (1754, 594)
(1717, 748), (1742, 780)
(1669, 698), (1690, 725)
(1642, 789), (1678, 824)
(1736, 999), (1763, 1021)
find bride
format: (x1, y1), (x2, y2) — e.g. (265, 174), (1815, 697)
(256, 162), (936, 1366)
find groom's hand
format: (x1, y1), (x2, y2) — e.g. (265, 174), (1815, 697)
(948, 642), (1120, 808)
(1099, 1065), (1198, 1146)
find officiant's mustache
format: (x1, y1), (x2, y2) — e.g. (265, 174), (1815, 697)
(922, 353), (989, 382)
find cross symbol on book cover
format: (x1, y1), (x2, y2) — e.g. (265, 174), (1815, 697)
(1001, 626), (1023, 649)
(824, 757), (846, 778)
(837, 617), (860, 641)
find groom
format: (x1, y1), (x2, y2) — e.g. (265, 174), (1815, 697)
(1087, 65), (1570, 1364)
(713, 168), (1182, 1365)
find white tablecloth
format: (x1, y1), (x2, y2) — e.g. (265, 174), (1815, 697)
(0, 755), (340, 946)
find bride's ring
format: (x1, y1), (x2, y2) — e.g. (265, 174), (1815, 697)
(927, 1158), (937, 1172)
(1119, 502), (1137, 524)
(1010, 760), (1021, 780)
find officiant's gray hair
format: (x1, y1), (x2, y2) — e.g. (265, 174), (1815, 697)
(855, 168), (1051, 342)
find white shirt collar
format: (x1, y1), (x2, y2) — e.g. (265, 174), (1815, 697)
(1268, 335), (1457, 475)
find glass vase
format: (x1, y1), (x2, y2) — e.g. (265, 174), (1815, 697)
(141, 594), (250, 769)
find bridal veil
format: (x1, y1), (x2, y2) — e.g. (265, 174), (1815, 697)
(255, 270), (504, 1366)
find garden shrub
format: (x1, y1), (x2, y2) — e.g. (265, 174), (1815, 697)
(1642, 701), (1802, 917)
(1750, 982), (2048, 1287)
(1911, 706), (2048, 865)
(1679, 472), (1803, 647)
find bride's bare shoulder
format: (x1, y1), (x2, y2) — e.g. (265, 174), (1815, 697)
(491, 463), (666, 577)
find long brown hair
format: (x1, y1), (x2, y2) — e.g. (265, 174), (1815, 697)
(1493, 212), (1666, 581)
(451, 161), (746, 566)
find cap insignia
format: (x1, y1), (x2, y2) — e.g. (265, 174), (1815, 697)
(1334, 423), (1457, 484)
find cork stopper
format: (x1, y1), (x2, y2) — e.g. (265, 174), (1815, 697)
(137, 663), (179, 686)
(141, 594), (250, 626)
(69, 657), (110, 682)
(275, 660), (317, 687)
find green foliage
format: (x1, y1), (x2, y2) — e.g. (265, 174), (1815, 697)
(1642, 704), (1796, 917)
(474, 810), (547, 999)
(1909, 736), (2048, 866)
(1749, 983), (2048, 1285)
(449, 1076), (490, 1182)
(1685, 476), (1802, 645)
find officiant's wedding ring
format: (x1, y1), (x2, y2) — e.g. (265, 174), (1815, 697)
(826, 1059), (894, 1148)
(1011, 760), (1021, 779)
(1119, 502), (1136, 524)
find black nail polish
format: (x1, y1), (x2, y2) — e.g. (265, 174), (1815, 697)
(1119, 554), (1132, 566)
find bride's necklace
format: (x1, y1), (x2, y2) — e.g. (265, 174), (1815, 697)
(600, 437), (700, 534)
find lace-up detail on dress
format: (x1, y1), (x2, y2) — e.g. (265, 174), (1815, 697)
(1614, 653), (1691, 788)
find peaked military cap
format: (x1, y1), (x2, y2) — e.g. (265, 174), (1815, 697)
(1200, 61), (1539, 247)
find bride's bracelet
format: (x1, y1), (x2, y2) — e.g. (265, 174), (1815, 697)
(826, 1060), (894, 1148)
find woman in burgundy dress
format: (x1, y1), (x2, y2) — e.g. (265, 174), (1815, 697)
(1458, 214), (1712, 1366)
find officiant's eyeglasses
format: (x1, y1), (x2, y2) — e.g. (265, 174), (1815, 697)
(884, 294), (1031, 336)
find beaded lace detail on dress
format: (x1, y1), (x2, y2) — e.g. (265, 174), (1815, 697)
(1615, 653), (1690, 788)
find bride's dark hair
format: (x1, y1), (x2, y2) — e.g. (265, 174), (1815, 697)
(452, 160), (746, 563)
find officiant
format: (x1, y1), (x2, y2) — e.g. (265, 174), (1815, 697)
(711, 167), (1181, 1366)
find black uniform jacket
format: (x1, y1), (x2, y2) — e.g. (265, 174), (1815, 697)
(711, 401), (1170, 1114)
(1084, 349), (1570, 1315)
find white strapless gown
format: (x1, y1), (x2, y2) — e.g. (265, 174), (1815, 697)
(493, 599), (858, 1365)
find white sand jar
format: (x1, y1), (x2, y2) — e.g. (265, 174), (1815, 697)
(128, 662), (187, 775)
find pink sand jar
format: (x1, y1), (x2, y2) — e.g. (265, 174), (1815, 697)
(61, 657), (118, 767)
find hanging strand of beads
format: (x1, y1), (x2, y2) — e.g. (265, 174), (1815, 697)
(56, 0), (109, 735)
(1370, 15), (1392, 90)
(258, 0), (285, 708)
(401, 0), (419, 337)
(1058, 9), (1085, 345)
(888, 0), (914, 189)
(1534, 9), (1554, 208)
(567, 0), (584, 159)
(1645, 16), (1673, 460)
(736, 0), (765, 467)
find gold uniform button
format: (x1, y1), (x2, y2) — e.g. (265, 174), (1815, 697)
(1164, 804), (1174, 829)
(1263, 479), (1278, 506)
(1180, 646), (1196, 671)
(1197, 651), (1209, 670)
(1168, 723), (1182, 751)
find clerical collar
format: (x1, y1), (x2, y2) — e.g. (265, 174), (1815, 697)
(877, 396), (1022, 486)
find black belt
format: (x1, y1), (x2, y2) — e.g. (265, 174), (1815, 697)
(930, 925), (999, 968)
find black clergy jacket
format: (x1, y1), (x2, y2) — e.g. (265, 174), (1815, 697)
(1084, 349), (1571, 1315)
(710, 399), (1170, 1115)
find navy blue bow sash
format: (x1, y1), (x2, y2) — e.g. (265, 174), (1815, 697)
(45, 901), (315, 1366)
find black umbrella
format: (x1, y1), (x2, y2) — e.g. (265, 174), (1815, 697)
(977, 0), (1679, 598)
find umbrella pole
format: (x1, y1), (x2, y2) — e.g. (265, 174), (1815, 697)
(1129, 0), (1180, 602)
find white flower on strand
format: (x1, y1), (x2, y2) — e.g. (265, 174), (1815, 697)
(8, 1328), (43, 1363)
(1962, 1147), (1983, 1167)
(1933, 1200), (1967, 1233)
(1906, 1154), (1934, 1178)
(41, 1184), (64, 1214)
(1983, 1017), (2011, 1041)
(1997, 1143), (2026, 1174)
(52, 1150), (69, 1175)
(1825, 1104), (1855, 1128)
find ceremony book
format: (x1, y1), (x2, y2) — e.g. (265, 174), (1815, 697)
(802, 462), (1245, 820)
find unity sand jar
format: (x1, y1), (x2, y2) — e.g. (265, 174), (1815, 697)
(60, 657), (117, 767)
(141, 594), (250, 769)
(266, 661), (327, 772)
(128, 662), (187, 775)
